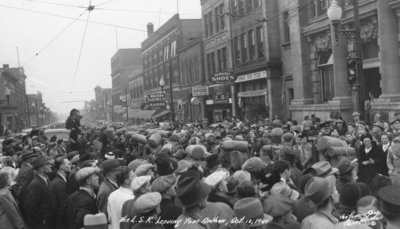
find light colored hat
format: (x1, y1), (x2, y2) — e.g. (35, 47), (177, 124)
(105, 152), (115, 160)
(151, 174), (177, 193)
(128, 159), (148, 172)
(84, 213), (107, 229)
(176, 160), (194, 174)
(270, 181), (300, 200)
(204, 170), (229, 188)
(134, 192), (162, 214)
(135, 163), (154, 176)
(130, 175), (151, 191)
(232, 170), (251, 182)
(75, 167), (100, 182)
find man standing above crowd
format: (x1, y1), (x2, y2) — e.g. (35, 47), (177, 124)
(65, 109), (82, 133)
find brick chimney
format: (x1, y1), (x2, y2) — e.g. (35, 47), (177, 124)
(147, 23), (154, 37)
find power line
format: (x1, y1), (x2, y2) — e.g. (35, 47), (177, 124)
(95, 0), (118, 7)
(70, 7), (91, 93)
(26, 0), (86, 9)
(23, 9), (87, 67)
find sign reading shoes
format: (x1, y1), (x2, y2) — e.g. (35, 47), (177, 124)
(211, 72), (235, 84)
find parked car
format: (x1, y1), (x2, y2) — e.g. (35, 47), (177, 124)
(44, 129), (70, 142)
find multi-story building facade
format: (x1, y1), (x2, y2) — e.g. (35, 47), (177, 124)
(0, 65), (28, 133)
(141, 15), (202, 121)
(110, 49), (142, 122)
(229, 0), (283, 121)
(282, 0), (400, 123)
(201, 0), (235, 123)
(178, 38), (205, 122)
(127, 70), (154, 121)
(94, 86), (112, 122)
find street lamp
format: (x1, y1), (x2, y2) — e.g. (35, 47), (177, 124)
(159, 77), (165, 94)
(328, 0), (365, 120)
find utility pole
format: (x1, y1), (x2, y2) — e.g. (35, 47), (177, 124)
(352, 0), (366, 121)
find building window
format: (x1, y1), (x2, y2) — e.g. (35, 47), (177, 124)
(283, 11), (290, 43)
(318, 51), (334, 102)
(171, 40), (177, 57)
(208, 12), (213, 36)
(217, 49), (222, 72)
(248, 30), (256, 61)
(256, 26), (264, 59)
(215, 8), (220, 32)
(221, 47), (227, 71)
(164, 44), (169, 61)
(219, 4), (225, 30)
(204, 14), (208, 37)
(246, 0), (252, 12)
(211, 52), (216, 74)
(241, 33), (248, 63)
(253, 0), (260, 8)
(232, 0), (238, 16)
(234, 36), (241, 66)
(238, 0), (245, 15)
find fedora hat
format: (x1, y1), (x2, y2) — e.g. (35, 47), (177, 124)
(84, 213), (107, 229)
(270, 181), (300, 200)
(32, 156), (51, 169)
(234, 197), (273, 227)
(101, 159), (121, 173)
(134, 192), (162, 214)
(151, 174), (176, 193)
(336, 158), (355, 177)
(372, 122), (384, 131)
(176, 176), (211, 208)
(21, 150), (37, 161)
(311, 161), (338, 178)
(305, 177), (333, 207)
(263, 195), (292, 218)
(390, 118), (400, 126)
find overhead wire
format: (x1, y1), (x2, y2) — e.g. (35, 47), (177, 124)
(25, 0), (86, 9)
(23, 9), (88, 67)
(95, 0), (118, 7)
(70, 1), (92, 93)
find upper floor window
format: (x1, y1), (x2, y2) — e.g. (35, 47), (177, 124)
(204, 14), (209, 37)
(238, 0), (245, 15)
(215, 8), (220, 32)
(208, 12), (214, 36)
(219, 4), (225, 30)
(246, 0), (252, 13)
(248, 30), (256, 61)
(241, 33), (248, 63)
(171, 40), (177, 57)
(310, 0), (331, 18)
(256, 26), (264, 59)
(283, 11), (290, 43)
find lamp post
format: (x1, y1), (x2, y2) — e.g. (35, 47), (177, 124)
(328, 0), (365, 120)
(159, 77), (165, 94)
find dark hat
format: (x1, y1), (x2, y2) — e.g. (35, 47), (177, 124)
(176, 176), (211, 208)
(298, 174), (314, 195)
(279, 146), (296, 164)
(226, 177), (239, 195)
(205, 154), (220, 169)
(372, 122), (384, 131)
(378, 185), (400, 216)
(395, 111), (400, 115)
(155, 153), (177, 176)
(32, 156), (51, 169)
(311, 161), (338, 178)
(100, 159), (121, 173)
(305, 177), (333, 207)
(318, 120), (333, 128)
(390, 118), (400, 126)
(234, 198), (273, 227)
(21, 150), (37, 161)
(340, 182), (371, 208)
(337, 158), (355, 177)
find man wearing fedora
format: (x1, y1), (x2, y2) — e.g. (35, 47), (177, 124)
(14, 149), (37, 220)
(388, 118), (400, 139)
(97, 159), (121, 218)
(24, 155), (54, 229)
(175, 175), (211, 229)
(301, 177), (339, 229)
(65, 167), (100, 229)
(233, 197), (273, 229)
(377, 185), (400, 229)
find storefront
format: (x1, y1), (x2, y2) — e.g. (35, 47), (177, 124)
(205, 84), (232, 123)
(235, 70), (268, 120)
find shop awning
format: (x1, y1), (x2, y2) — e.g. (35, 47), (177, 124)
(128, 109), (156, 119)
(238, 90), (266, 97)
(152, 110), (170, 119)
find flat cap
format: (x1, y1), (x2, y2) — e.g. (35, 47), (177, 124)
(134, 192), (162, 214)
(75, 167), (100, 182)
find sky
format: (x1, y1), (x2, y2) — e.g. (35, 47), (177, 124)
(0, 0), (201, 118)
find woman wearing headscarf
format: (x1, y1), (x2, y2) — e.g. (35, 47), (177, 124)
(357, 133), (384, 184)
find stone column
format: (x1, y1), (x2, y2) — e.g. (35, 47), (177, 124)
(330, 19), (351, 103)
(377, 1), (400, 101)
(290, 0), (314, 105)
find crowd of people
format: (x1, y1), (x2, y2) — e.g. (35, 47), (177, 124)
(0, 108), (400, 229)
